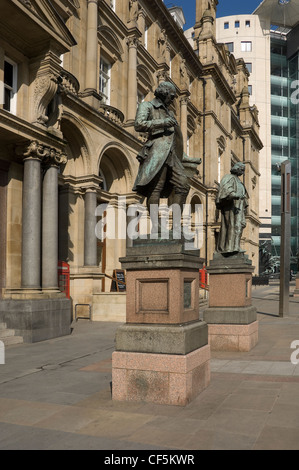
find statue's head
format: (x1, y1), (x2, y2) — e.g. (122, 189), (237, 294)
(155, 82), (176, 106)
(231, 162), (245, 176)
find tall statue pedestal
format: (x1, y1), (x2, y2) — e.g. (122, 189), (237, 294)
(294, 275), (299, 298)
(112, 238), (210, 406)
(203, 252), (258, 352)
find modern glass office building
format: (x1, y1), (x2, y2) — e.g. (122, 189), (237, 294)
(216, 0), (299, 272)
(270, 28), (299, 267)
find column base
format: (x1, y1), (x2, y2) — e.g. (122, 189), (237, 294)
(112, 345), (210, 406)
(207, 321), (259, 352)
(0, 297), (72, 343)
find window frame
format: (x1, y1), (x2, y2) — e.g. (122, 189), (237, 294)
(225, 42), (234, 53)
(241, 41), (252, 52)
(3, 57), (18, 115)
(245, 62), (252, 73)
(99, 56), (112, 105)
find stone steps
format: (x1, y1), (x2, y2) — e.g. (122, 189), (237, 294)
(0, 323), (23, 346)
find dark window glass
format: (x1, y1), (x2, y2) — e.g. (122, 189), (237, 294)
(4, 61), (13, 87)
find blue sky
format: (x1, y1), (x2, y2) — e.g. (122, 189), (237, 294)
(164, 0), (264, 30)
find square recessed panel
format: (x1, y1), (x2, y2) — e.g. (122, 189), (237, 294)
(184, 281), (192, 309)
(137, 279), (169, 314)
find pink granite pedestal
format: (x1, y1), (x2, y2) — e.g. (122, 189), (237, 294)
(112, 239), (211, 406)
(112, 345), (210, 406)
(203, 252), (258, 352)
(208, 322), (258, 352)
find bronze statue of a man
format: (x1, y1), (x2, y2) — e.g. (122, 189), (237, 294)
(216, 162), (249, 254)
(133, 81), (200, 233)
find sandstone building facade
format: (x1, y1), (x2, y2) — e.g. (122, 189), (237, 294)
(0, 0), (262, 341)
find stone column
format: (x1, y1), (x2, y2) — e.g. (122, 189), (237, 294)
(85, 0), (99, 92)
(180, 96), (189, 154)
(21, 143), (43, 289)
(127, 36), (139, 123)
(42, 155), (61, 290)
(84, 189), (98, 266)
(0, 161), (10, 297)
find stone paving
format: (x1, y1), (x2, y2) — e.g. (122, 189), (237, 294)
(0, 282), (298, 450)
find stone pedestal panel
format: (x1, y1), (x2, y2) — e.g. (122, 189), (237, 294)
(209, 272), (252, 308)
(126, 268), (199, 324)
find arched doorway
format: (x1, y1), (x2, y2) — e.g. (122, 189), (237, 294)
(59, 117), (90, 265)
(98, 145), (135, 291)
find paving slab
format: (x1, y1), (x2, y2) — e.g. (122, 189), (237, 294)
(0, 284), (298, 450)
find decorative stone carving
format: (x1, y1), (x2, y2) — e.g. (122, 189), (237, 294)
(158, 29), (167, 60)
(157, 70), (170, 84)
(18, 141), (67, 166)
(33, 74), (59, 126)
(128, 0), (139, 24)
(127, 36), (139, 49)
(31, 51), (62, 126)
(180, 58), (189, 90)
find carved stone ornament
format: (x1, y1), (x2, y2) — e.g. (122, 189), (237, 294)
(19, 141), (67, 166)
(19, 0), (32, 8)
(33, 74), (60, 126)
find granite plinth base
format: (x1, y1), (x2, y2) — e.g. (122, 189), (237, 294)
(207, 321), (259, 352)
(113, 239), (209, 405)
(112, 345), (210, 406)
(205, 252), (258, 351)
(0, 298), (72, 343)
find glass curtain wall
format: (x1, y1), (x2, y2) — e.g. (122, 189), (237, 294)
(270, 37), (288, 259)
(270, 35), (299, 269)
(289, 53), (299, 268)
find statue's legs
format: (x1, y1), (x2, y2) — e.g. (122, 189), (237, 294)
(146, 161), (189, 236)
(169, 163), (189, 235)
(232, 204), (246, 252)
(146, 166), (168, 234)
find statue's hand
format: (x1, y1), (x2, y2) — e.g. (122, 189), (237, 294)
(183, 155), (202, 164)
(137, 154), (146, 163)
(164, 116), (178, 128)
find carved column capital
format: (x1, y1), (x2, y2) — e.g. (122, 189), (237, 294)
(17, 141), (67, 166)
(127, 36), (140, 49)
(180, 96), (190, 106)
(157, 70), (170, 84)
